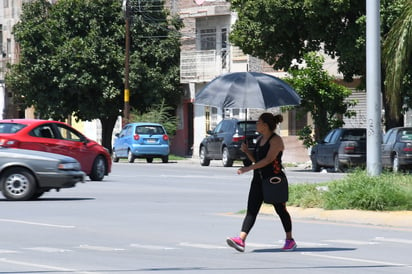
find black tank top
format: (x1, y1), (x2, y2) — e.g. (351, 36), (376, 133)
(254, 134), (283, 178)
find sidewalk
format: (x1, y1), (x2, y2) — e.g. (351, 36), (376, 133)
(261, 205), (412, 228)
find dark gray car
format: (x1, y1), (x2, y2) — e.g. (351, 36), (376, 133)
(0, 148), (85, 201)
(199, 119), (259, 167)
(310, 128), (367, 172)
(382, 127), (412, 172)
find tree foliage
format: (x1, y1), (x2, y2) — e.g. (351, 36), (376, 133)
(285, 52), (355, 144)
(383, 0), (412, 123)
(230, 0), (410, 130)
(130, 99), (178, 137)
(5, 0), (182, 150)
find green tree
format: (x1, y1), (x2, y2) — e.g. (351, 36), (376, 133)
(128, 0), (183, 110)
(383, 1), (412, 125)
(285, 52), (355, 144)
(230, 0), (408, 129)
(6, 0), (182, 150)
(130, 99), (178, 137)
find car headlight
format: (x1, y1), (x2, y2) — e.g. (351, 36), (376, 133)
(58, 162), (81, 170)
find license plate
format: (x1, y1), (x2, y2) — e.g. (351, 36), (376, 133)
(146, 138), (157, 143)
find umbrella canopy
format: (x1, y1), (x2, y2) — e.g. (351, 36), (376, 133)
(195, 72), (301, 109)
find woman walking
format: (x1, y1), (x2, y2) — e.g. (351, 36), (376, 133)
(226, 113), (296, 252)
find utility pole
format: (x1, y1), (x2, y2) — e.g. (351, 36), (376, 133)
(366, 0), (382, 176)
(122, 0), (131, 126)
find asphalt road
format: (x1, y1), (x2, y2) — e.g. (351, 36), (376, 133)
(0, 160), (410, 273)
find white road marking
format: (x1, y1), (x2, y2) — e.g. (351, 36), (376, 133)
(78, 244), (125, 251)
(131, 243), (177, 250)
(374, 237), (412, 244)
(0, 249), (18, 254)
(24, 247), (72, 253)
(301, 252), (411, 267)
(323, 239), (379, 245)
(0, 258), (100, 273)
(0, 218), (75, 228)
(180, 242), (227, 249)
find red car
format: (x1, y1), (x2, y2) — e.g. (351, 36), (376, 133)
(0, 119), (111, 181)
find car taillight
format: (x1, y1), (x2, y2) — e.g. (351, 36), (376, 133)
(163, 134), (169, 141)
(133, 134), (140, 140)
(403, 143), (412, 152)
(344, 144), (356, 153)
(232, 135), (245, 142)
(0, 138), (19, 148)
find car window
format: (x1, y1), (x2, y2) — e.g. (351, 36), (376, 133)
(54, 124), (83, 142)
(31, 125), (56, 139)
(237, 122), (257, 134)
(385, 130), (397, 144)
(119, 126), (130, 137)
(220, 121), (233, 133)
(342, 129), (366, 141)
(323, 130), (336, 143)
(382, 128), (394, 144)
(399, 129), (412, 141)
(0, 123), (26, 133)
(136, 125), (165, 135)
(213, 122), (223, 134)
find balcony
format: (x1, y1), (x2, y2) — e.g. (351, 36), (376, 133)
(180, 50), (228, 83)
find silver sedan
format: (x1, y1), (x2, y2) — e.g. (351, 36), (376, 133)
(0, 148), (85, 201)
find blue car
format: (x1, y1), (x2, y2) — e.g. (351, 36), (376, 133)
(112, 123), (170, 163)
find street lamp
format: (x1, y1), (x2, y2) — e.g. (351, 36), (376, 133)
(122, 0), (131, 126)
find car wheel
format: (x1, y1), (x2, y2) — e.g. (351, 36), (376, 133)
(31, 191), (45, 200)
(334, 155), (342, 172)
(1, 167), (37, 201)
(392, 154), (400, 172)
(162, 155), (169, 163)
(311, 158), (320, 172)
(199, 146), (210, 166)
(243, 159), (252, 167)
(146, 158), (153, 163)
(89, 155), (106, 181)
(222, 147), (234, 167)
(112, 149), (119, 163)
(127, 150), (135, 163)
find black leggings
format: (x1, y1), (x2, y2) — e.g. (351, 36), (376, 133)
(241, 174), (292, 234)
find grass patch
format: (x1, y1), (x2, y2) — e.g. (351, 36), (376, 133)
(288, 171), (412, 211)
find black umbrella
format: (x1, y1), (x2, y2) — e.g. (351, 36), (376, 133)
(195, 72), (301, 109)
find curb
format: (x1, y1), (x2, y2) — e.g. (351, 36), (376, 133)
(261, 206), (412, 228)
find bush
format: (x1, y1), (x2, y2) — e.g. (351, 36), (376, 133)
(289, 171), (412, 211)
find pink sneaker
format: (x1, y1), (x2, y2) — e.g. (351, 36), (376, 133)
(282, 239), (297, 251)
(226, 237), (245, 252)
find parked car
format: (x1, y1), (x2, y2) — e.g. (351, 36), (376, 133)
(0, 119), (111, 181)
(310, 128), (367, 172)
(112, 122), (170, 163)
(381, 127), (412, 172)
(0, 147), (85, 201)
(199, 119), (260, 167)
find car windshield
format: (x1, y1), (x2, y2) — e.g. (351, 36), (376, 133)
(399, 130), (412, 141)
(135, 125), (165, 135)
(237, 122), (257, 135)
(0, 123), (27, 133)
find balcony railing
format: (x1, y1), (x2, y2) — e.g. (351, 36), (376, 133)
(180, 50), (229, 83)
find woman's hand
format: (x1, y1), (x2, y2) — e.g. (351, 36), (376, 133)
(237, 166), (250, 174)
(240, 143), (248, 153)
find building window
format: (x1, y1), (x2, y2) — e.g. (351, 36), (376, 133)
(200, 28), (216, 50)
